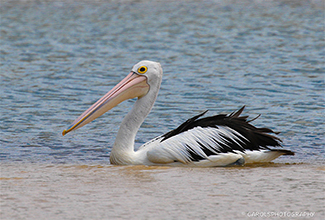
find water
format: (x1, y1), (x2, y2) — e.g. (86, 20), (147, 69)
(1, 0), (324, 219)
(1, 163), (324, 219)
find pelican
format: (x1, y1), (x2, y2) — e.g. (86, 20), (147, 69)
(62, 60), (294, 166)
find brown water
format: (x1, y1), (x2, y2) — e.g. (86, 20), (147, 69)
(1, 163), (324, 220)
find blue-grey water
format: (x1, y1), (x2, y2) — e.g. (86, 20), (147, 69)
(1, 0), (324, 219)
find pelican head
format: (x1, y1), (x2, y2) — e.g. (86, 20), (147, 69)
(62, 60), (163, 136)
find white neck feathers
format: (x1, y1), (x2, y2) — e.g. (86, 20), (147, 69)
(110, 75), (161, 165)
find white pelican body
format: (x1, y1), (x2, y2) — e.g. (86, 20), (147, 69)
(63, 60), (294, 166)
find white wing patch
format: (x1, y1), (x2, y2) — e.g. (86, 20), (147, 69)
(146, 126), (248, 164)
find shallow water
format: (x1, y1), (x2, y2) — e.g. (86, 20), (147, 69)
(1, 163), (324, 219)
(0, 0), (324, 219)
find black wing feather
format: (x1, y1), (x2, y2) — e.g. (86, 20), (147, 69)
(161, 106), (282, 153)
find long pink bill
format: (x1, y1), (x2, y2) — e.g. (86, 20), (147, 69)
(62, 72), (149, 136)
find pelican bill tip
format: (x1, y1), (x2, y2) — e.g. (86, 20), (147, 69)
(62, 129), (67, 136)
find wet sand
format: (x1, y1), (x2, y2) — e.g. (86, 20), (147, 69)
(1, 163), (324, 219)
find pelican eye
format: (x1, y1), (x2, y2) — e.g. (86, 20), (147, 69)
(137, 66), (148, 74)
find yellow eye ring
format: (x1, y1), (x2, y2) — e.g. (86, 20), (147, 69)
(137, 66), (148, 74)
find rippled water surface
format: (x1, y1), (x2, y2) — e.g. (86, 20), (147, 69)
(1, 0), (324, 219)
